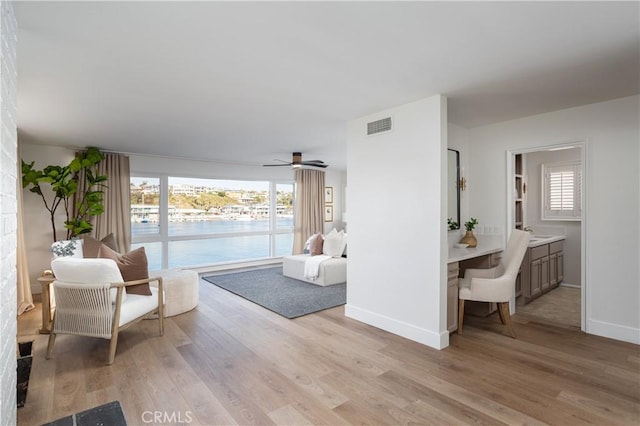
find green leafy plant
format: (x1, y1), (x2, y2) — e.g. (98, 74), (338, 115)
(447, 218), (459, 231)
(464, 217), (479, 232)
(22, 147), (107, 242)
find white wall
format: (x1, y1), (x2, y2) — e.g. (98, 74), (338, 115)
(1, 1), (18, 422)
(468, 95), (639, 344)
(525, 148), (582, 286)
(323, 171), (346, 234)
(345, 95), (449, 349)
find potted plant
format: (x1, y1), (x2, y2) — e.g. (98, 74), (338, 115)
(460, 217), (479, 247)
(22, 147), (108, 242)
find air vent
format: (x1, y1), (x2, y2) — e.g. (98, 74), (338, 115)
(367, 117), (392, 135)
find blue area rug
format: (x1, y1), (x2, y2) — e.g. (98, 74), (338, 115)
(203, 267), (346, 319)
(44, 400), (126, 426)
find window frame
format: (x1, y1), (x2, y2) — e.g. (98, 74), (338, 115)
(130, 174), (294, 269)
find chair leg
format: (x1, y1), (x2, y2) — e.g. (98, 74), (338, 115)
(457, 299), (465, 335)
(108, 330), (119, 365)
(45, 332), (56, 359)
(497, 303), (506, 324)
(499, 302), (517, 338)
(159, 307), (164, 336)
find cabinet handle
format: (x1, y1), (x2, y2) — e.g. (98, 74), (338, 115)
(523, 183), (527, 194)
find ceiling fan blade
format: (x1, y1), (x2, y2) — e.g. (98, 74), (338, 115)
(263, 152), (329, 168)
(301, 162), (329, 168)
(262, 163), (292, 167)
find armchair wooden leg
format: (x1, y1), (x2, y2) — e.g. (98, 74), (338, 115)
(158, 306), (164, 336)
(108, 330), (119, 365)
(497, 303), (506, 324)
(499, 302), (517, 338)
(46, 332), (56, 359)
(457, 299), (465, 335)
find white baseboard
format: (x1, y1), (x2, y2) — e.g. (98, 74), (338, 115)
(587, 319), (640, 345)
(559, 282), (580, 288)
(345, 304), (448, 349)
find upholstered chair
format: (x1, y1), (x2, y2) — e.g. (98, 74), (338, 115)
(458, 229), (530, 338)
(46, 257), (164, 365)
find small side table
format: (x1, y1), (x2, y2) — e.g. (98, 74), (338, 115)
(37, 273), (55, 334)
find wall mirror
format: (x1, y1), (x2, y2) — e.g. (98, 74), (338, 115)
(447, 149), (460, 230)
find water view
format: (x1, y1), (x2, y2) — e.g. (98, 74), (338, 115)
(132, 218), (294, 271)
(130, 177), (295, 270)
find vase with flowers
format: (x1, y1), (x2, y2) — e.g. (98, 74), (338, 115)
(460, 217), (479, 247)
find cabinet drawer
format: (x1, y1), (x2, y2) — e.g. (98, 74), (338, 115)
(530, 245), (549, 260)
(550, 240), (564, 254)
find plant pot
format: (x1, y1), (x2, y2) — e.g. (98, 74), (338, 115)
(17, 341), (33, 408)
(460, 230), (478, 248)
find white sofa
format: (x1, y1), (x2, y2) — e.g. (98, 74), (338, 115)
(283, 254), (347, 286)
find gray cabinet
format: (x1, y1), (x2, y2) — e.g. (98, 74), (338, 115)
(521, 240), (564, 304)
(549, 241), (564, 289)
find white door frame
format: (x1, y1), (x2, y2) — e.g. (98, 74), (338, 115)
(506, 139), (587, 331)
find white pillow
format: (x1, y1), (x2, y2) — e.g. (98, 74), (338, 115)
(325, 228), (338, 238)
(51, 239), (84, 258)
(323, 230), (344, 257)
(339, 231), (347, 256)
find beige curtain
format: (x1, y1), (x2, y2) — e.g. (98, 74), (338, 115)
(17, 159), (35, 315)
(293, 169), (325, 254)
(75, 152), (131, 252)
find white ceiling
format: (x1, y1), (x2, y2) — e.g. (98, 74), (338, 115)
(15, 1), (639, 171)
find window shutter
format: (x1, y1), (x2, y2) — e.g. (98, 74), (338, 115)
(542, 161), (582, 221)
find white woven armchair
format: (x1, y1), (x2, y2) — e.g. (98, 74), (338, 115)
(46, 257), (164, 365)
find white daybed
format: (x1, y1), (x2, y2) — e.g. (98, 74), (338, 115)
(283, 254), (347, 286)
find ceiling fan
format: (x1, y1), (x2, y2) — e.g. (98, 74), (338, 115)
(263, 152), (329, 169)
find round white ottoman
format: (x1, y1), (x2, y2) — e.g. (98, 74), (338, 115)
(149, 269), (199, 317)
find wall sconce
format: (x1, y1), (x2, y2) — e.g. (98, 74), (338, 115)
(459, 177), (467, 191)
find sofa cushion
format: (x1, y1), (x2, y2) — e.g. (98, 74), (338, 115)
(323, 230), (346, 257)
(304, 233), (320, 253)
(98, 245), (152, 296)
(83, 233), (119, 258)
(311, 234), (324, 255)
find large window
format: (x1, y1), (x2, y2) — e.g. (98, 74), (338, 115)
(542, 161), (582, 221)
(131, 176), (293, 270)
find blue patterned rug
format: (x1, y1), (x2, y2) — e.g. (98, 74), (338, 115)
(203, 267), (346, 319)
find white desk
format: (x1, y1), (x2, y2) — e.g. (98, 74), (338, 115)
(448, 235), (503, 263)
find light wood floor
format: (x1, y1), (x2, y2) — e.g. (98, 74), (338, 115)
(18, 277), (639, 426)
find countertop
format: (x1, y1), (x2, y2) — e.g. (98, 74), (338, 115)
(447, 233), (566, 263)
(527, 235), (565, 248)
(448, 235), (503, 263)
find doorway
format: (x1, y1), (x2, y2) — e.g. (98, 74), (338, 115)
(507, 141), (586, 330)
